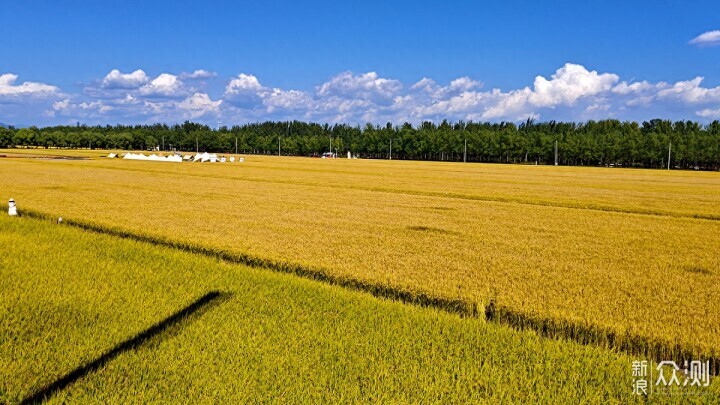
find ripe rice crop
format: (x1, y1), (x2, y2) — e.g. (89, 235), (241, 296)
(6, 147), (720, 219)
(2, 215), (690, 403)
(0, 215), (214, 402)
(1, 150), (718, 367)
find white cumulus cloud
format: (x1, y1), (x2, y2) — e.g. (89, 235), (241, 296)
(223, 74), (315, 115)
(52, 99), (71, 111)
(696, 107), (720, 118)
(225, 73), (264, 95)
(139, 73), (186, 97)
(656, 77), (720, 104)
(180, 69), (217, 80)
(22, 63), (720, 126)
(612, 80), (662, 95)
(263, 89), (312, 113)
(689, 30), (720, 46)
(316, 71), (402, 104)
(178, 93), (222, 118)
(51, 99), (113, 117)
(462, 63), (619, 120)
(0, 73), (59, 99)
(528, 63), (619, 107)
(223, 73), (267, 108)
(410, 76), (483, 100)
(101, 69), (149, 89)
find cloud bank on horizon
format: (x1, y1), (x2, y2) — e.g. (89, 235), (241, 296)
(2, 61), (720, 126)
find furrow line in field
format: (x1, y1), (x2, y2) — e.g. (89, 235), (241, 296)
(13, 208), (720, 376)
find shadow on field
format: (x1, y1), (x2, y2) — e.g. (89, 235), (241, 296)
(21, 290), (231, 404)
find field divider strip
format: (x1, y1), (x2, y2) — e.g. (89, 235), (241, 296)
(12, 208), (720, 377)
(20, 290), (229, 404)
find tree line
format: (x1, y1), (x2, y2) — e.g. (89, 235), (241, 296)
(1, 118), (719, 169)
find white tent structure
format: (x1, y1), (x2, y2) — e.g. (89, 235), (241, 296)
(164, 154), (183, 162)
(118, 151), (240, 164)
(193, 152), (219, 162)
(123, 152), (146, 160)
(123, 152), (181, 163)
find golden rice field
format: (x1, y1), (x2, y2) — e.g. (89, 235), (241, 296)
(1, 149), (719, 367)
(2, 214), (675, 403)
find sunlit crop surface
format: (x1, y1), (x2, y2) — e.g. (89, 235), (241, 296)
(1, 149), (719, 369)
(2, 215), (689, 403)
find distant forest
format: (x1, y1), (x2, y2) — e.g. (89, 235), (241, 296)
(2, 119), (720, 170)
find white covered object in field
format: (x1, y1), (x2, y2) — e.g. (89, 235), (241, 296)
(123, 152), (146, 160)
(122, 152), (181, 163)
(8, 198), (17, 216)
(193, 152), (218, 162)
(107, 153), (117, 158)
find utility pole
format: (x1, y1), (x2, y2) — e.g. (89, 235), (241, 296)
(280, 121), (290, 157)
(451, 125), (454, 161)
(668, 142), (672, 170)
(235, 137), (238, 155)
(554, 140), (558, 166)
(389, 139), (392, 160)
(330, 136), (333, 155)
(196, 138), (198, 154)
(162, 137), (165, 151)
(463, 138), (467, 163)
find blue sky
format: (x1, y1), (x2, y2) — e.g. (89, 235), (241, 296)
(1, 0), (719, 126)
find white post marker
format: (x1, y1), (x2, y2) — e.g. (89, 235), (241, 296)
(8, 198), (17, 216)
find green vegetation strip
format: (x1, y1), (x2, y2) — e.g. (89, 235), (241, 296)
(14, 207), (720, 377)
(4, 214), (693, 402)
